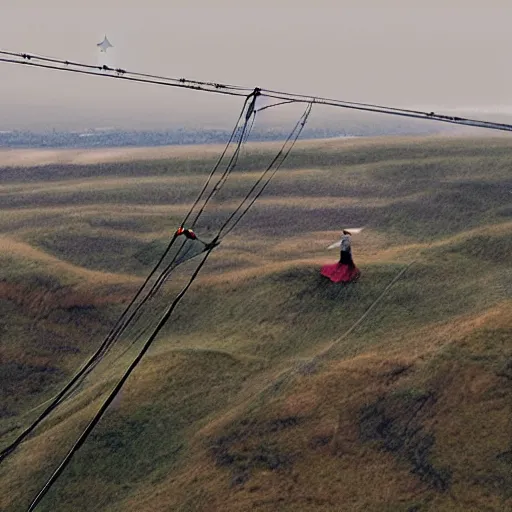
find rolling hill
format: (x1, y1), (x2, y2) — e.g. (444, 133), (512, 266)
(0, 136), (511, 511)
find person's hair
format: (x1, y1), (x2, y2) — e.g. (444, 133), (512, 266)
(343, 230), (351, 235)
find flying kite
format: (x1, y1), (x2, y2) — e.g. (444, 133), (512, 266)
(97, 35), (113, 53)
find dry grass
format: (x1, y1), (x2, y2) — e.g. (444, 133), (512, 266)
(1, 135), (511, 511)
(0, 235), (140, 286)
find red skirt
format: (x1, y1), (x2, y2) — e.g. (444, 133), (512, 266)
(321, 262), (361, 283)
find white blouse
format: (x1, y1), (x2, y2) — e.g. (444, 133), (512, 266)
(340, 234), (351, 252)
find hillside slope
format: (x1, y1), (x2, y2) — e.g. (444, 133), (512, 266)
(0, 136), (511, 511)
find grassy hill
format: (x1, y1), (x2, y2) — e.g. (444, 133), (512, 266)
(0, 136), (511, 511)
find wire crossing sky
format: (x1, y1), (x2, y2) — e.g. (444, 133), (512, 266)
(2, 4), (512, 130)
(2, 50), (512, 134)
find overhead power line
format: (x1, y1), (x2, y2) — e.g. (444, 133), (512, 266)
(0, 93), (255, 464)
(25, 102), (312, 511)
(2, 49), (512, 133)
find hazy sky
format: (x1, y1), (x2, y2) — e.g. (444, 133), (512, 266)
(1, 1), (512, 130)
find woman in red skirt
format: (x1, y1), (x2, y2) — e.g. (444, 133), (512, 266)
(321, 230), (361, 283)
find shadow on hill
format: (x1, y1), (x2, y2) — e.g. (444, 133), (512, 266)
(359, 390), (451, 491)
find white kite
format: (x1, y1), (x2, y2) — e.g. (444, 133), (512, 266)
(97, 35), (114, 53)
(327, 227), (365, 249)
